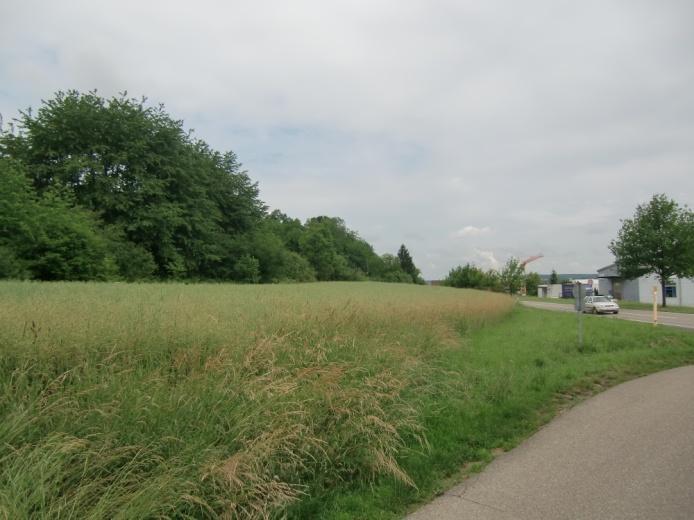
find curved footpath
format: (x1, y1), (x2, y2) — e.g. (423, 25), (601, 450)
(407, 366), (694, 520)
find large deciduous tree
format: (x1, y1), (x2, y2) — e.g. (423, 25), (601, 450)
(1, 90), (266, 280)
(609, 194), (694, 307)
(1, 90), (419, 284)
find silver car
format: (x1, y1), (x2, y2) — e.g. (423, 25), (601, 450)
(584, 296), (620, 314)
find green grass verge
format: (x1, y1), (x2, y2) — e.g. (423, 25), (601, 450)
(614, 300), (694, 313)
(1, 282), (693, 519)
(306, 306), (694, 519)
(521, 295), (694, 314)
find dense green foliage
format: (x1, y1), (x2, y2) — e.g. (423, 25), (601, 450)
(2, 282), (693, 518)
(444, 260), (540, 296)
(443, 263), (501, 291)
(609, 194), (694, 306)
(0, 158), (112, 280)
(0, 91), (420, 283)
(499, 257), (525, 295)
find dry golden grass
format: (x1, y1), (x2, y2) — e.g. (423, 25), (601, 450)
(4, 281), (694, 519)
(0, 281), (513, 518)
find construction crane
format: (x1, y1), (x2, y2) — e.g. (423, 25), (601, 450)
(520, 254), (543, 270)
(519, 254), (544, 296)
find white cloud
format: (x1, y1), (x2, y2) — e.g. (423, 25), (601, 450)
(454, 226), (492, 238)
(474, 249), (500, 270)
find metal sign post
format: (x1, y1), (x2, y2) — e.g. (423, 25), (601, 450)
(574, 282), (585, 351)
(653, 285), (658, 326)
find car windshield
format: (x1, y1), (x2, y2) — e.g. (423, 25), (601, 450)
(592, 296), (609, 302)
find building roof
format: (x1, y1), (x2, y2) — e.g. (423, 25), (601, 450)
(597, 263), (620, 277)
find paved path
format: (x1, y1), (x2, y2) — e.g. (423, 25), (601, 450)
(521, 300), (694, 330)
(408, 366), (694, 520)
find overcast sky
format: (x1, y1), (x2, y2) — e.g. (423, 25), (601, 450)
(2, 0), (693, 278)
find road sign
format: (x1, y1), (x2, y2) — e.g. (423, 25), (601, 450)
(573, 283), (586, 311)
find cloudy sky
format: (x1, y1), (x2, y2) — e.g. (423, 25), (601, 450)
(2, 0), (693, 278)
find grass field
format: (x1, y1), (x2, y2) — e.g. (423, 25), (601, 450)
(1, 282), (693, 519)
(521, 294), (694, 314)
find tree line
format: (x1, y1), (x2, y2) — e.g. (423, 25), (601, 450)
(442, 259), (541, 295)
(0, 91), (423, 284)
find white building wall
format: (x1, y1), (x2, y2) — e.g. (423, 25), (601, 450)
(622, 279), (640, 302)
(595, 262), (694, 306)
(598, 277), (612, 296)
(548, 284), (563, 298)
(637, 275), (694, 306)
(677, 278), (694, 306)
(637, 275), (660, 304)
(537, 284), (563, 298)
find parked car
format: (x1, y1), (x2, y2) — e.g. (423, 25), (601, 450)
(584, 296), (620, 314)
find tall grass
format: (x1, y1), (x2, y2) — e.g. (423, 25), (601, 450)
(4, 283), (693, 519)
(0, 281), (513, 519)
(328, 306), (694, 519)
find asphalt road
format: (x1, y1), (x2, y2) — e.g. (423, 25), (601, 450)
(408, 365), (694, 519)
(520, 300), (694, 330)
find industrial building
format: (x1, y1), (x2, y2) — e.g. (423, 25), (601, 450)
(537, 279), (598, 299)
(597, 263), (694, 307)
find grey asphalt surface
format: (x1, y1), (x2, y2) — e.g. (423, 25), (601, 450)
(520, 300), (694, 330)
(407, 366), (694, 520)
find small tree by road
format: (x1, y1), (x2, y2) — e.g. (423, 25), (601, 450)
(500, 257), (525, 295)
(525, 272), (542, 296)
(609, 194), (694, 307)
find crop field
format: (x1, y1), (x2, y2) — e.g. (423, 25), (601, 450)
(0, 281), (512, 519)
(2, 281), (694, 519)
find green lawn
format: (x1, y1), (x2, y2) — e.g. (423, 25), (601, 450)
(520, 295), (574, 305)
(521, 294), (694, 314)
(1, 281), (693, 519)
(613, 300), (694, 313)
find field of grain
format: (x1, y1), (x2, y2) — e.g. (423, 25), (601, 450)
(0, 281), (513, 519)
